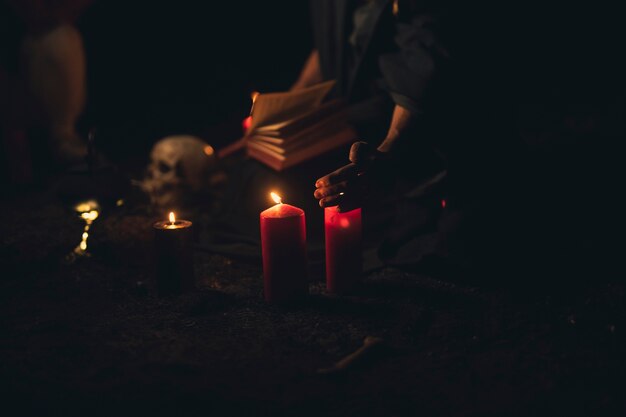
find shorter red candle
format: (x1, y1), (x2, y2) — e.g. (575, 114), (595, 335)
(260, 192), (307, 302)
(325, 206), (362, 294)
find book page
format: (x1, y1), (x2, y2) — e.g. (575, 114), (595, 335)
(248, 80), (335, 131)
(255, 99), (343, 134)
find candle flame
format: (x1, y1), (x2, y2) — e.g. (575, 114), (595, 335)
(270, 192), (282, 205)
(169, 212), (176, 223)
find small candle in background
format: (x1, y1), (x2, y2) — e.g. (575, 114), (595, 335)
(153, 212), (194, 295)
(260, 192), (307, 303)
(324, 206), (362, 294)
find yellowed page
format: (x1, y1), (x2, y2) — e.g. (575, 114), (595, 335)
(249, 80), (335, 131)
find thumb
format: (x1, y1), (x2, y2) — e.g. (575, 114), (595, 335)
(349, 141), (375, 165)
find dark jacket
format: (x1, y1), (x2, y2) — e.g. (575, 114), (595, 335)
(309, 0), (506, 186)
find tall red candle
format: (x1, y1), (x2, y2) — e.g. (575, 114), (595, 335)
(325, 206), (362, 294)
(260, 192), (307, 302)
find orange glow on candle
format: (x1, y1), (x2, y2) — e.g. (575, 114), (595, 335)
(154, 212), (191, 231)
(324, 207), (362, 294)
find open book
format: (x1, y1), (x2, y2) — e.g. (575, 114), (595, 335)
(219, 80), (357, 171)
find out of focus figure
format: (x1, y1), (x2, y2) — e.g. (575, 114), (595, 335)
(308, 0), (624, 278)
(1, 0), (91, 184)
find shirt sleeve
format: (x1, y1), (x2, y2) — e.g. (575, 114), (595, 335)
(378, 10), (451, 115)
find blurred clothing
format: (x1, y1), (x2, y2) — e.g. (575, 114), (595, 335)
(1, 0), (90, 184)
(310, 0), (624, 279)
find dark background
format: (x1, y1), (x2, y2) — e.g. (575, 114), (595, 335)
(2, 0), (624, 183)
(77, 0), (313, 164)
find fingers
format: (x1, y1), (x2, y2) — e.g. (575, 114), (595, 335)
(314, 182), (349, 199)
(314, 142), (380, 211)
(319, 193), (360, 213)
(318, 193), (343, 208)
(315, 176), (365, 212)
(314, 141), (373, 188)
(315, 163), (359, 188)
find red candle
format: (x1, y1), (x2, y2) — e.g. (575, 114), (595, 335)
(260, 192), (307, 302)
(325, 206), (362, 294)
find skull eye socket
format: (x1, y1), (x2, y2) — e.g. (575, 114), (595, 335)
(158, 161), (172, 173)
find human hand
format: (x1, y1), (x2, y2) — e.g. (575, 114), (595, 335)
(314, 141), (394, 212)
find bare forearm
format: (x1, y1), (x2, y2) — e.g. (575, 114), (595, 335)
(377, 104), (416, 153)
(290, 49), (322, 91)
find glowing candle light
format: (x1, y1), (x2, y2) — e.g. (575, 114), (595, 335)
(203, 145), (215, 157)
(242, 116), (253, 132)
(242, 91), (259, 133)
(270, 192), (281, 204)
(260, 191), (307, 302)
(73, 200), (100, 257)
(324, 206), (362, 294)
(153, 211), (194, 295)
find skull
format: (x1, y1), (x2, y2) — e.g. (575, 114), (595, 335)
(142, 135), (221, 208)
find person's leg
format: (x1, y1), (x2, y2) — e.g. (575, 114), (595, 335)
(21, 24), (87, 165)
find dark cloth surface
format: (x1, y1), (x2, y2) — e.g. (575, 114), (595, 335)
(1, 188), (625, 416)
